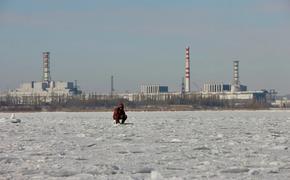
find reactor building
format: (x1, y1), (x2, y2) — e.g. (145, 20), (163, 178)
(203, 61), (247, 93)
(202, 60), (268, 101)
(8, 52), (81, 102)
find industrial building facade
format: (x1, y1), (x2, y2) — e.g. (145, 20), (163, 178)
(199, 60), (267, 102)
(203, 83), (247, 93)
(140, 85), (169, 94)
(9, 81), (78, 96)
(203, 83), (231, 93)
(7, 52), (81, 104)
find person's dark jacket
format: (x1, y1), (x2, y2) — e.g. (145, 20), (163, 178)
(113, 103), (127, 124)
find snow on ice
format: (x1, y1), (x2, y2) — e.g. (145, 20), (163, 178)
(0, 110), (290, 179)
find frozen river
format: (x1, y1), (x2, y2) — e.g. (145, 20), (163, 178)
(1, 111), (290, 180)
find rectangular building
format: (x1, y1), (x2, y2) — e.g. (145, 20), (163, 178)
(141, 85), (169, 94)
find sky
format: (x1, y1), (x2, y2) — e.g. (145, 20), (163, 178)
(0, 0), (289, 95)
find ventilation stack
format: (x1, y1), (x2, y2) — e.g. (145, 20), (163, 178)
(231, 60), (240, 92)
(185, 47), (190, 93)
(43, 52), (51, 82)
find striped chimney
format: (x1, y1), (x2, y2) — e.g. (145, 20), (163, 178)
(185, 47), (190, 92)
(43, 52), (51, 82)
(232, 60), (240, 92)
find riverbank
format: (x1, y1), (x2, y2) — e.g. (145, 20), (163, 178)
(0, 104), (274, 113)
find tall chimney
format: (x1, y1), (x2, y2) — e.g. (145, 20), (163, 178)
(185, 47), (190, 92)
(43, 52), (51, 82)
(232, 60), (240, 92)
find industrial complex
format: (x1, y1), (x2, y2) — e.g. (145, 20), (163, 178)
(201, 60), (267, 102)
(121, 47), (276, 105)
(2, 52), (81, 104)
(0, 47), (285, 108)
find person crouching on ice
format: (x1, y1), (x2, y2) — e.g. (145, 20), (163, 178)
(113, 103), (127, 124)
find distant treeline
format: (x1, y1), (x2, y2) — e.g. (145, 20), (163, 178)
(0, 93), (270, 112)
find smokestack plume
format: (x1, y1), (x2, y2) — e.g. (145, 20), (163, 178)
(232, 60), (240, 92)
(185, 46), (190, 92)
(43, 52), (51, 82)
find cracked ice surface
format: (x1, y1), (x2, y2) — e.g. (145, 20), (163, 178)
(0, 111), (290, 180)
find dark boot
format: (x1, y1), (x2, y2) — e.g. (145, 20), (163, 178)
(121, 115), (127, 124)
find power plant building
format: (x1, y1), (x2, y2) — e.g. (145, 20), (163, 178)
(10, 81), (78, 96)
(203, 83), (247, 93)
(8, 52), (81, 103)
(201, 61), (267, 101)
(141, 85), (169, 94)
(203, 83), (231, 93)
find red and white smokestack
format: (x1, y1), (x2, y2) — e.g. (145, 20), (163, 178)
(43, 52), (51, 82)
(185, 46), (190, 92)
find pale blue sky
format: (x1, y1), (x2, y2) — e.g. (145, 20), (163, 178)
(0, 0), (289, 94)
